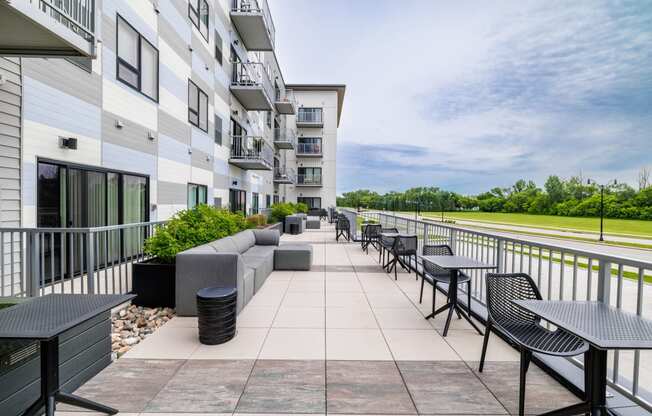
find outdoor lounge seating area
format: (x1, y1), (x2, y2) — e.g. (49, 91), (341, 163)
(49, 219), (627, 416)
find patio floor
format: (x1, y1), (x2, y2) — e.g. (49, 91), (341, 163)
(57, 223), (582, 415)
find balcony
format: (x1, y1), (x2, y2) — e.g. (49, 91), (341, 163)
(230, 0), (275, 51)
(273, 166), (295, 184)
(296, 142), (322, 157)
(296, 108), (323, 128)
(296, 174), (322, 187)
(0, 0), (96, 57)
(273, 127), (296, 150)
(228, 135), (274, 170)
(274, 88), (296, 115)
(230, 61), (274, 111)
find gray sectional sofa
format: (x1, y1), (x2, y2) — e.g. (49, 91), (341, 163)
(175, 229), (312, 316)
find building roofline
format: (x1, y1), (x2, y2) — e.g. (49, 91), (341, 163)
(286, 84), (346, 126)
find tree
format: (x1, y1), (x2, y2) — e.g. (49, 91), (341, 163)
(544, 175), (565, 204)
(639, 167), (650, 190)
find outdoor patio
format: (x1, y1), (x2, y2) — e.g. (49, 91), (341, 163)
(57, 223), (582, 415)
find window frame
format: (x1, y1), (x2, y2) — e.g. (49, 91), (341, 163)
(215, 30), (223, 65)
(189, 0), (209, 42)
(187, 183), (208, 209)
(188, 80), (209, 132)
(214, 114), (223, 145)
(116, 14), (159, 102)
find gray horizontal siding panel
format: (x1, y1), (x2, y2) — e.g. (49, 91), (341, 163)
(0, 89), (21, 107)
(159, 15), (191, 63)
(0, 58), (20, 74)
(191, 126), (213, 155)
(101, 14), (116, 53)
(158, 133), (191, 165)
(22, 58), (101, 107)
(0, 100), (20, 117)
(159, 62), (188, 103)
(102, 111), (157, 155)
(0, 112), (20, 128)
(190, 148), (212, 170)
(0, 57), (20, 228)
(158, 0), (191, 44)
(158, 109), (190, 145)
(158, 180), (187, 205)
(102, 142), (157, 179)
(214, 172), (229, 189)
(192, 35), (214, 76)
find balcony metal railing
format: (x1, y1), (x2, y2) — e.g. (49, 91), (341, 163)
(273, 127), (297, 148)
(346, 209), (652, 411)
(231, 61), (274, 103)
(297, 174), (322, 186)
(39, 0), (95, 43)
(229, 135), (274, 168)
(231, 0), (275, 47)
(297, 108), (323, 125)
(296, 142), (322, 156)
(275, 88), (295, 104)
(0, 221), (165, 297)
(273, 167), (296, 183)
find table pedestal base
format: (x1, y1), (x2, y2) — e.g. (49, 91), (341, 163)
(22, 339), (118, 416)
(424, 271), (483, 337)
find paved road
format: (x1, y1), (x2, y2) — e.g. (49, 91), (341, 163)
(368, 211), (652, 263)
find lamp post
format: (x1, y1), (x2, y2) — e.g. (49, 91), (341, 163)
(587, 179), (617, 242)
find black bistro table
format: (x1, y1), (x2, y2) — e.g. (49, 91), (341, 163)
(514, 300), (652, 416)
(0, 293), (134, 416)
(420, 255), (496, 336)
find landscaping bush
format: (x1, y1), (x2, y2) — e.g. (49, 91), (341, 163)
(270, 202), (296, 224)
(294, 202), (309, 214)
(246, 214), (268, 228)
(144, 205), (250, 263)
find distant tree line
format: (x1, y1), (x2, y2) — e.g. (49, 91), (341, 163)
(336, 173), (652, 220)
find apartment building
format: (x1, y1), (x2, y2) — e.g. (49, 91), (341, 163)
(0, 0), (345, 231)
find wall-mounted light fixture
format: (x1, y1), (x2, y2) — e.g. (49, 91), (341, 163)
(188, 148), (192, 154)
(59, 137), (78, 150)
(147, 131), (156, 141)
(115, 120), (124, 129)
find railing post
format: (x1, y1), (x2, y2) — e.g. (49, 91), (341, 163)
(26, 232), (40, 297)
(597, 259), (612, 304)
(86, 231), (95, 294)
(496, 239), (504, 273)
(449, 229), (458, 253)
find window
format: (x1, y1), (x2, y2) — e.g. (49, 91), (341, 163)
(298, 197), (322, 209)
(298, 167), (322, 185)
(188, 80), (208, 132)
(297, 137), (322, 155)
(188, 183), (208, 208)
(297, 107), (323, 124)
(229, 189), (246, 213)
(214, 114), (223, 145)
(273, 195), (280, 205)
(215, 30), (223, 65)
(214, 197), (222, 208)
(189, 0), (209, 41)
(266, 111), (272, 128)
(266, 194), (271, 208)
(116, 15), (158, 101)
(252, 192), (259, 214)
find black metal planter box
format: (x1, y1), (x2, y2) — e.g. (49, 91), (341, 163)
(132, 259), (176, 308)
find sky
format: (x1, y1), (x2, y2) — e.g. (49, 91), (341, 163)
(269, 0), (652, 196)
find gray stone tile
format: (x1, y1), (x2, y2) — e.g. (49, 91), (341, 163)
(471, 361), (581, 415)
(353, 265), (385, 273)
(398, 361), (507, 415)
(327, 360), (416, 415)
(236, 360), (326, 413)
(61, 359), (184, 413)
(145, 359), (254, 413)
(311, 265), (355, 272)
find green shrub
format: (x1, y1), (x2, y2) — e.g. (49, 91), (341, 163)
(144, 205), (250, 263)
(295, 202), (309, 214)
(246, 214), (268, 228)
(270, 202), (295, 224)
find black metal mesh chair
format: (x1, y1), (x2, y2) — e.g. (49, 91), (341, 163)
(379, 227), (398, 267)
(335, 215), (350, 242)
(362, 224), (382, 253)
(387, 235), (418, 280)
(421, 245), (472, 317)
(480, 273), (588, 416)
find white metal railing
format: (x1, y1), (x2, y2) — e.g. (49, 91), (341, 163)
(273, 127), (297, 147)
(231, 0), (275, 47)
(229, 135), (274, 168)
(275, 88), (295, 104)
(0, 221), (165, 298)
(297, 174), (322, 186)
(297, 108), (323, 124)
(38, 0), (95, 42)
(274, 166), (296, 183)
(231, 61), (274, 104)
(296, 142), (322, 156)
(347, 208), (652, 410)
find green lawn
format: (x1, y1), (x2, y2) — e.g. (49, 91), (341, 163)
(417, 211), (652, 238)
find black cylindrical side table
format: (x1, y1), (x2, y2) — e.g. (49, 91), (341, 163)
(196, 286), (237, 345)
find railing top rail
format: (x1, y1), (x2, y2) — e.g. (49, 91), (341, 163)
(0, 220), (167, 234)
(344, 208), (652, 270)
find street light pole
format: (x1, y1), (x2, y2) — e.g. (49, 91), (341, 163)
(588, 179), (616, 242)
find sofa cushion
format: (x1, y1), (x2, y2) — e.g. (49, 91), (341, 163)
(253, 229), (280, 246)
(242, 253), (274, 293)
(244, 245), (276, 258)
(208, 237), (238, 253)
(231, 230), (256, 253)
(275, 244), (312, 271)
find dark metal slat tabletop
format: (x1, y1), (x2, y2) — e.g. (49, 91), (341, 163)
(420, 255), (497, 270)
(0, 294), (135, 340)
(513, 300), (652, 350)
